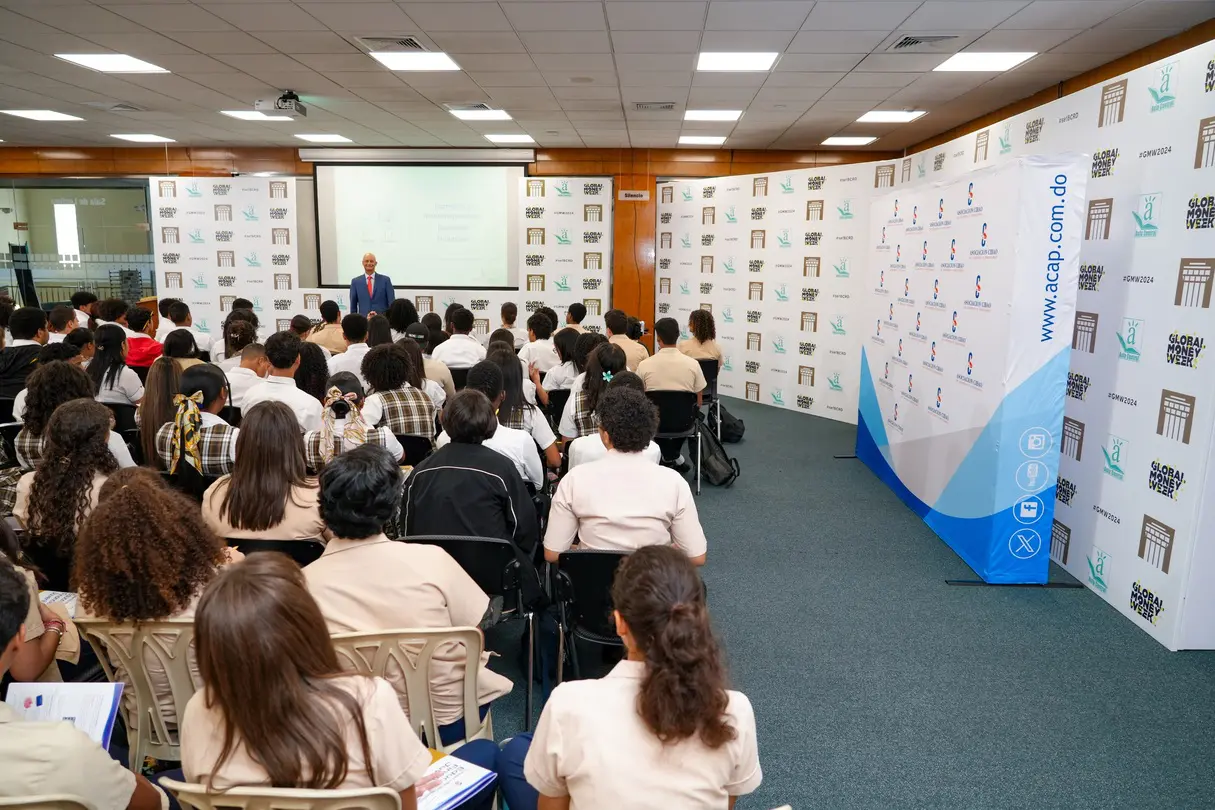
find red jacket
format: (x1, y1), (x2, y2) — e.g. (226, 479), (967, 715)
(126, 335), (163, 368)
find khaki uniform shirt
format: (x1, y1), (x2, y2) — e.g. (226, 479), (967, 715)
(307, 322), (348, 354)
(637, 347), (707, 393)
(678, 337), (723, 364)
(608, 334), (649, 372)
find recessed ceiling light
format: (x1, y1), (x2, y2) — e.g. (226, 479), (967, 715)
(451, 109), (512, 121)
(696, 52), (778, 72)
(55, 54), (168, 73)
(295, 134), (353, 143)
(934, 52), (1036, 72)
(485, 134), (535, 144)
(822, 136), (877, 146)
(222, 110), (293, 122)
(857, 110), (927, 124)
(370, 52), (460, 71)
(679, 135), (727, 146)
(111, 134), (174, 143)
(684, 110), (742, 122)
(1, 110), (83, 122)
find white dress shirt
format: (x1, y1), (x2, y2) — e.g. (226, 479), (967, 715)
(430, 333), (486, 369)
(543, 361), (578, 391)
(217, 355), (241, 373)
(505, 326), (529, 348)
(93, 319), (141, 340)
(568, 434), (661, 469)
(225, 367), (265, 410)
(47, 333), (65, 344)
(74, 309), (90, 328)
(94, 366), (145, 405)
(545, 449), (707, 558)
(518, 338), (559, 374)
(436, 424), (543, 488)
(241, 375), (323, 432)
(163, 325), (213, 355)
(327, 342), (372, 389)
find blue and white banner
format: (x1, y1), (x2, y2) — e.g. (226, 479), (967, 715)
(857, 157), (1089, 583)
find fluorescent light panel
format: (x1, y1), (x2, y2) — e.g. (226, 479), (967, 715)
(1, 110), (83, 121)
(822, 136), (877, 146)
(679, 135), (727, 145)
(685, 110), (742, 121)
(934, 52), (1036, 72)
(295, 134), (352, 143)
(857, 110), (926, 123)
(371, 52), (460, 71)
(696, 52), (778, 72)
(55, 53), (167, 73)
(111, 134), (174, 142)
(451, 109), (512, 121)
(222, 110), (293, 122)
(485, 133), (534, 144)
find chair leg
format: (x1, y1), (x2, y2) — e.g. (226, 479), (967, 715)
(716, 399), (721, 441)
(569, 628), (583, 680)
(524, 611), (535, 732)
(556, 624), (565, 685)
(696, 432), (702, 495)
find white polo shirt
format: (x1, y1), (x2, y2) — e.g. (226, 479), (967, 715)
(430, 333), (487, 369)
(94, 366), (145, 405)
(543, 361), (578, 391)
(327, 342), (372, 389)
(241, 374), (323, 432)
(568, 433), (661, 469)
(224, 366), (263, 409)
(519, 338), (560, 374)
(545, 449), (707, 558)
(161, 324), (213, 355)
(47, 332), (66, 343)
(436, 422), (543, 488)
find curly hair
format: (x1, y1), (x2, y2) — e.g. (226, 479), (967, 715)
(22, 361), (94, 437)
(596, 386), (658, 452)
(573, 331), (609, 373)
(73, 467), (224, 623)
(362, 344), (410, 394)
(26, 400), (119, 558)
(294, 341), (330, 403)
(688, 309), (716, 343)
(222, 320), (257, 356)
(393, 338), (426, 390)
(386, 298), (419, 334)
(222, 309), (259, 358)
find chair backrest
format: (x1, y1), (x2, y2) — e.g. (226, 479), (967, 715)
(395, 434), (433, 467)
(131, 365), (150, 385)
(104, 403), (139, 432)
(556, 550), (629, 638)
(646, 390), (699, 434)
(160, 779), (401, 810)
(76, 617), (199, 770)
(120, 427), (144, 465)
(0, 421), (22, 464)
(0, 797), (92, 810)
(160, 470), (221, 502)
(697, 358), (720, 391)
(228, 537), (325, 567)
(0, 398), (15, 424)
(401, 535), (520, 602)
(220, 405), (242, 427)
(330, 627), (489, 752)
(546, 388), (571, 429)
(450, 367), (470, 391)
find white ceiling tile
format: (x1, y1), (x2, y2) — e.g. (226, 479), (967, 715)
(762, 71), (846, 87)
(996, 0), (1139, 30)
(166, 32), (278, 53)
(0, 33), (114, 54)
(484, 90), (563, 109)
(501, 2), (607, 30)
(467, 71), (548, 87)
(901, 2), (1032, 31)
(685, 88), (758, 104)
(1103, 1), (1215, 31)
(541, 70), (617, 85)
(355, 86), (431, 101)
(853, 53), (950, 72)
(399, 73), (485, 92)
(698, 30), (794, 50)
(969, 28), (1085, 51)
(620, 86), (692, 101)
(447, 54), (537, 72)
(705, 1), (814, 30)
(618, 71), (695, 86)
(289, 53), (382, 72)
(558, 99), (624, 111)
(430, 32), (527, 53)
(787, 30), (889, 53)
(327, 71), (410, 88)
(820, 85), (893, 101)
(612, 30), (703, 52)
(835, 71), (918, 88)
(529, 53), (615, 70)
(399, 2), (514, 31)
(565, 110), (625, 121)
(1049, 25), (1182, 53)
(605, 2), (707, 30)
(551, 85), (621, 100)
(518, 31), (612, 53)
(801, 2), (920, 30)
(775, 53), (867, 72)
(201, 3), (328, 30)
(1012, 51), (1111, 74)
(754, 86), (830, 102)
(691, 72), (769, 88)
(295, 3), (418, 32)
(216, 54), (310, 72)
(15, 4), (147, 33)
(614, 53), (697, 71)
(105, 3), (235, 30)
(146, 54), (237, 73)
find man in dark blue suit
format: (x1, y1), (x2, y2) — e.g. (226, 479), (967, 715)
(349, 252), (395, 316)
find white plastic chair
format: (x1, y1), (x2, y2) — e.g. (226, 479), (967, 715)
(159, 779), (400, 810)
(76, 618), (199, 772)
(330, 627), (493, 754)
(0, 798), (92, 810)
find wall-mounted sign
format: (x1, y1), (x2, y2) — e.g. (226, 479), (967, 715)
(618, 189), (650, 201)
(12, 222), (27, 231)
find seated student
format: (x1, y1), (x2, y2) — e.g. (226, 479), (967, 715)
(626, 315), (644, 342)
(11, 341), (83, 422)
(604, 308), (649, 371)
(680, 308), (723, 365)
(47, 304), (77, 343)
(500, 301), (528, 348)
(241, 331), (323, 432)
(89, 324), (145, 406)
(405, 323), (456, 401)
(443, 301), (464, 335)
(163, 328), (204, 370)
(396, 335), (447, 409)
(201, 401), (324, 541)
(327, 313), (372, 388)
(65, 326), (95, 364)
(558, 330), (609, 404)
(154, 297), (179, 341)
(288, 313), (325, 357)
(212, 307), (258, 364)
(0, 520), (67, 682)
(225, 340), (269, 409)
(403, 390), (540, 600)
(542, 327), (580, 391)
(215, 319), (256, 373)
(638, 317), (707, 468)
(306, 299), (348, 355)
(360, 344), (436, 440)
(136, 355), (181, 465)
(367, 313), (393, 347)
(559, 343), (627, 442)
(123, 306), (164, 369)
(304, 445), (513, 743)
(294, 340), (331, 405)
(437, 361), (543, 489)
(14, 400), (120, 590)
(564, 302), (587, 334)
(431, 307), (486, 369)
(0, 306), (48, 398)
(484, 346), (559, 470)
(93, 297), (132, 333)
(303, 372), (403, 469)
(424, 312), (449, 353)
(497, 546), (760, 810)
(163, 300), (214, 355)
(0, 557), (169, 809)
(71, 289), (99, 329)
(567, 372), (662, 469)
(386, 298), (419, 342)
(74, 467), (227, 729)
(157, 364), (240, 476)
(546, 386), (706, 563)
(518, 311), (560, 374)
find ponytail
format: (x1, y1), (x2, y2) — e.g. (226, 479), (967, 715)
(317, 372), (368, 466)
(611, 545), (735, 749)
(583, 343), (627, 415)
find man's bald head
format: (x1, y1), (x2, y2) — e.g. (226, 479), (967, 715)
(362, 253), (377, 274)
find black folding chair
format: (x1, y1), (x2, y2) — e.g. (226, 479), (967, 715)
(646, 390), (702, 494)
(400, 534), (539, 730)
(450, 367), (470, 391)
(120, 428), (144, 466)
(220, 406), (242, 427)
(0, 422), (21, 468)
(554, 549), (629, 682)
(697, 358), (721, 440)
(159, 470), (221, 502)
(130, 365), (150, 385)
(0, 398), (15, 425)
(104, 403), (139, 433)
(395, 434), (433, 467)
(228, 537), (325, 567)
(545, 388), (571, 433)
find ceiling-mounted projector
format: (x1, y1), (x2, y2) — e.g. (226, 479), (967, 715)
(254, 90), (306, 118)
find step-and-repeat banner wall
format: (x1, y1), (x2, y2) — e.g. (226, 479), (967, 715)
(857, 158), (1088, 584)
(150, 177), (300, 340)
(654, 167), (893, 423)
(298, 176), (613, 341)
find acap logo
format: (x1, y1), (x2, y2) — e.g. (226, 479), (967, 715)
(967, 352), (974, 375)
(950, 239), (957, 261)
(975, 275), (982, 299)
(938, 198), (945, 219)
(911, 206), (918, 225)
(922, 241), (928, 261)
(981, 223), (988, 246)
(952, 311), (959, 332)
(968, 183), (974, 206)
(933, 279), (940, 299)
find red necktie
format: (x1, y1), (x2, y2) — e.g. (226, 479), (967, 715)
(366, 275), (373, 298)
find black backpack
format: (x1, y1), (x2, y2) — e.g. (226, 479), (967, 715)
(709, 403), (745, 444)
(693, 419), (741, 487)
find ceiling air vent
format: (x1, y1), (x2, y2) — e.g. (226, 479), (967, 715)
(886, 35), (959, 51)
(634, 102), (676, 112)
(356, 35), (427, 53)
(444, 103), (493, 112)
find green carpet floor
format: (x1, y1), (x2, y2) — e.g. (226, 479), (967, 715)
(485, 397), (1215, 808)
